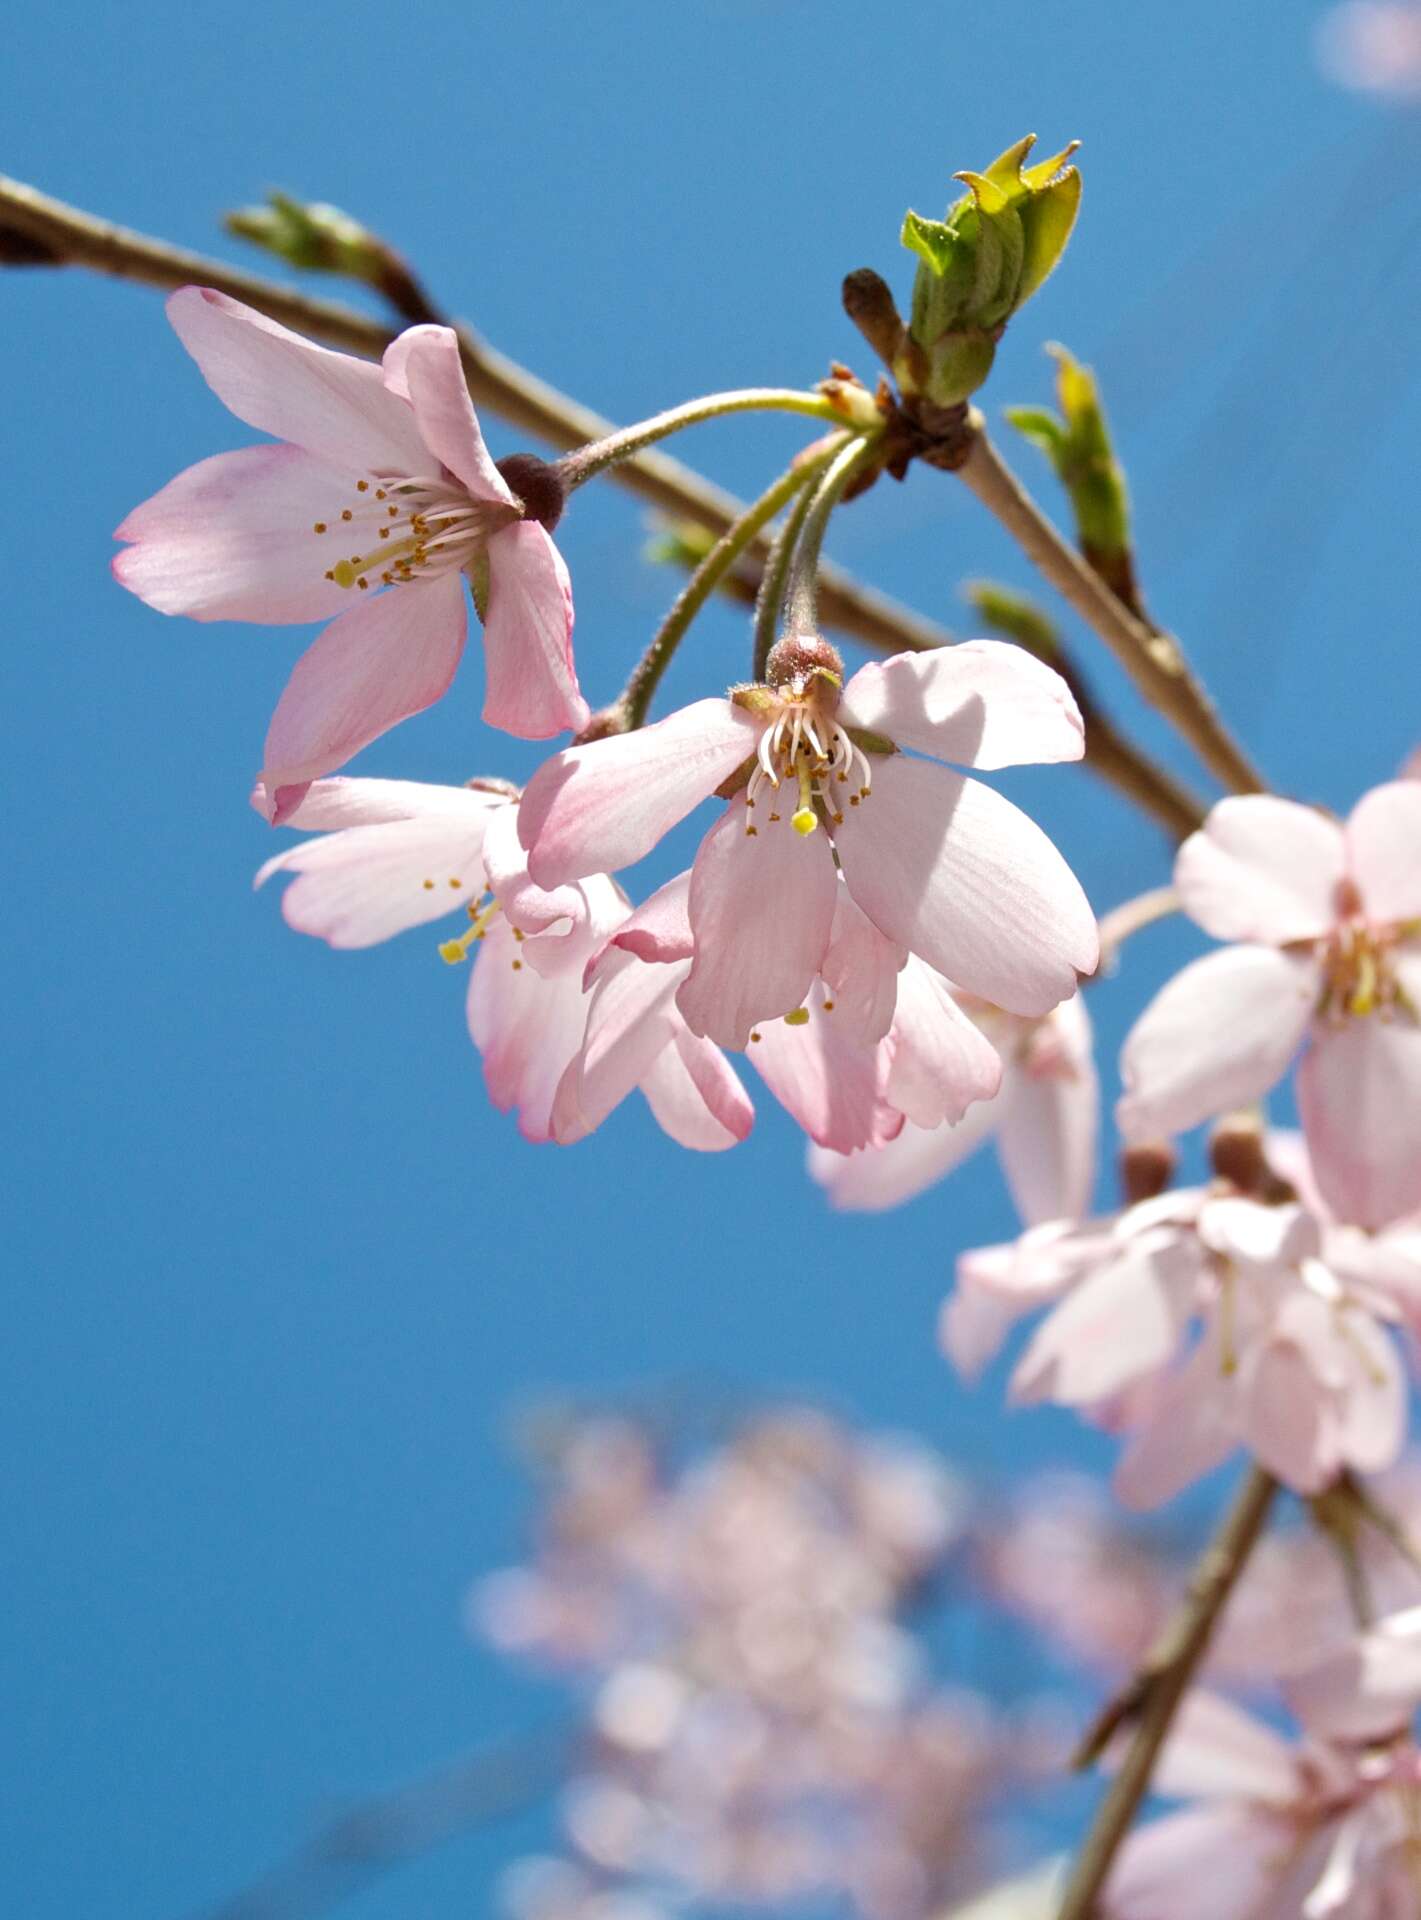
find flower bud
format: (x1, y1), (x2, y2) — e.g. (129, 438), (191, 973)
(225, 192), (386, 279)
(896, 136), (1081, 406)
(1005, 344), (1134, 603)
(1119, 1139), (1175, 1205)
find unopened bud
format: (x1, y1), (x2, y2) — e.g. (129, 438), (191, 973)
(896, 135), (1081, 406)
(495, 453), (567, 532)
(1005, 344), (1133, 598)
(226, 191), (383, 278)
(764, 633), (845, 690)
(1120, 1139), (1176, 1205)
(841, 268), (907, 370)
(1209, 1111), (1295, 1201)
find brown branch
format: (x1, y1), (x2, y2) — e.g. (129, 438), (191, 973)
(1058, 1467), (1278, 1920)
(957, 425), (1267, 799)
(0, 173), (1201, 840)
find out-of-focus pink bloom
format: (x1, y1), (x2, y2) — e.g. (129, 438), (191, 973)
(1120, 787), (1421, 1229)
(574, 876), (1002, 1152)
(1107, 1614), (1421, 1919)
(518, 637), (1098, 1049)
(809, 992), (1096, 1219)
(1318, 2), (1421, 99)
(116, 290), (587, 820)
(473, 1408), (1015, 1920)
(254, 778), (748, 1147)
(945, 1187), (1410, 1507)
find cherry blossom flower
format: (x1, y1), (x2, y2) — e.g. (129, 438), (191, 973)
(116, 290), (587, 822)
(1119, 786), (1421, 1229)
(517, 636), (1098, 1050)
(474, 1409), (1014, 1920)
(1317, 1), (1421, 100)
(944, 1188), (1411, 1506)
(1107, 1612), (1421, 1919)
(809, 992), (1097, 1219)
(254, 777), (748, 1147)
(566, 873), (1003, 1153)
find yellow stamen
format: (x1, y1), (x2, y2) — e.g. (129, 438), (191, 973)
(784, 1007), (810, 1026)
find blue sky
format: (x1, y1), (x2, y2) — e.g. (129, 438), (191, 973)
(6, 3), (1420, 1915)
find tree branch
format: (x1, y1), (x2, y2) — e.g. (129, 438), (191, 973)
(1058, 1467), (1278, 1920)
(957, 425), (1267, 799)
(0, 173), (1203, 841)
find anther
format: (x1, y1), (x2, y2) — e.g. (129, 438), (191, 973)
(313, 522), (327, 534)
(422, 879), (435, 891)
(356, 480), (369, 492)
(784, 1007), (810, 1026)
(341, 509), (353, 522)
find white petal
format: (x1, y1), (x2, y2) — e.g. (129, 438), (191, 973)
(839, 639), (1084, 769)
(1174, 797), (1346, 944)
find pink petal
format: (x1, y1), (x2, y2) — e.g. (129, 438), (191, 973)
(1299, 1014), (1421, 1229)
(1104, 1806), (1302, 1920)
(834, 756), (1098, 1016)
(1174, 796), (1347, 944)
(591, 871), (694, 982)
(1010, 1237), (1197, 1407)
(251, 775), (506, 831)
(839, 639), (1084, 769)
(1146, 1691), (1301, 1804)
(258, 571), (467, 811)
(996, 997), (1099, 1224)
(519, 700), (760, 888)
(166, 287), (426, 473)
(467, 918), (590, 1142)
(677, 802), (839, 1050)
(481, 522), (588, 739)
(640, 1031), (753, 1150)
(379, 326), (514, 503)
(747, 1000), (899, 1151)
(1117, 945), (1317, 1141)
(1197, 1197), (1321, 1268)
(882, 959), (1003, 1128)
(552, 949), (683, 1143)
(255, 793), (503, 947)
(1285, 1607), (1421, 1743)
(820, 892), (906, 1046)
(114, 444), (354, 624)
(938, 1271), (1025, 1378)
(1112, 1339), (1240, 1510)
(480, 804), (619, 971)
(809, 1100), (999, 1213)
(1334, 1307), (1407, 1475)
(1241, 1338), (1335, 1493)
(1345, 780), (1421, 924)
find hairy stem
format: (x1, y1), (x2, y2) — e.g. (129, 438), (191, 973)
(751, 475), (822, 681)
(784, 436), (884, 636)
(621, 439), (852, 728)
(559, 389), (854, 489)
(1059, 1467), (1279, 1920)
(957, 425), (1267, 797)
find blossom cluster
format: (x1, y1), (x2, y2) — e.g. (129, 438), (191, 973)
(472, 1407), (1039, 1920)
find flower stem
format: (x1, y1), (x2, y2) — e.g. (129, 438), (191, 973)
(956, 423), (1268, 798)
(783, 436), (885, 637)
(1057, 1466), (1278, 1920)
(558, 389), (859, 491)
(620, 436), (856, 729)
(750, 473), (823, 682)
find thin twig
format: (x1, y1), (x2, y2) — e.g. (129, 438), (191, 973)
(1095, 886), (1181, 970)
(188, 1726), (570, 1920)
(0, 173), (1200, 840)
(1058, 1467), (1278, 1920)
(957, 425), (1267, 798)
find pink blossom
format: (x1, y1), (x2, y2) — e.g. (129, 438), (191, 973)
(116, 290), (587, 821)
(255, 777), (748, 1147)
(945, 1188), (1409, 1506)
(517, 637), (1098, 1050)
(1317, 2), (1421, 100)
(1107, 1617), (1421, 1919)
(809, 991), (1097, 1219)
(1119, 787), (1421, 1229)
(572, 873), (1004, 1152)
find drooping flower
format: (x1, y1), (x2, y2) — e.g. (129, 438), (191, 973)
(1107, 1613), (1421, 1919)
(810, 992), (1097, 1219)
(254, 777), (748, 1147)
(944, 1184), (1411, 1507)
(1119, 786), (1421, 1229)
(564, 873), (1003, 1153)
(518, 635), (1098, 1049)
(117, 290), (588, 821)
